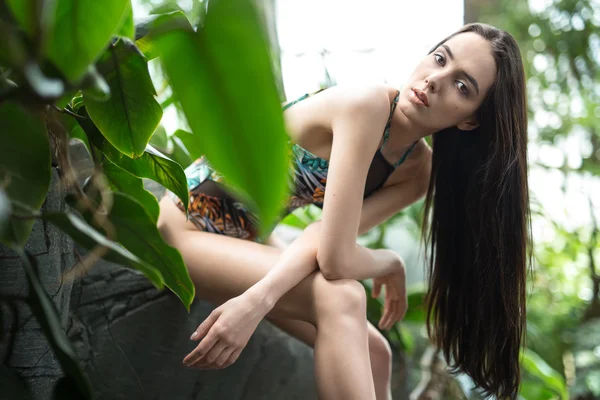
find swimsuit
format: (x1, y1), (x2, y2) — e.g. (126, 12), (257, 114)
(166, 89), (417, 242)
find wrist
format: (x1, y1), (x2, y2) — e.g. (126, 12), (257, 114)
(245, 285), (276, 313)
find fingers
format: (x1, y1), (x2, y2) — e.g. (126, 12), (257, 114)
(381, 301), (397, 330)
(378, 296), (392, 330)
(191, 309), (221, 341)
(183, 329), (220, 366)
(372, 281), (382, 298)
(189, 340), (227, 369)
(208, 347), (236, 369)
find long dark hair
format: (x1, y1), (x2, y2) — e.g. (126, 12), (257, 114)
(421, 23), (531, 398)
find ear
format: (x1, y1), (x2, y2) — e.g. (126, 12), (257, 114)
(456, 117), (479, 131)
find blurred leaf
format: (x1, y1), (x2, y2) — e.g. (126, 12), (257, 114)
(521, 348), (568, 400)
(85, 38), (162, 158)
(46, 0), (131, 82)
(0, 102), (51, 246)
(14, 247), (92, 399)
(78, 112), (189, 211)
(5, 0), (40, 37)
(518, 380), (557, 400)
(403, 288), (427, 323)
(135, 11), (192, 61)
(57, 113), (92, 157)
(169, 135), (193, 168)
(102, 157), (160, 224)
(279, 212), (310, 230)
(68, 192), (194, 309)
(154, 0), (290, 238)
(43, 211), (164, 289)
(116, 0), (134, 40)
(149, 125), (170, 152)
(0, 19), (28, 69)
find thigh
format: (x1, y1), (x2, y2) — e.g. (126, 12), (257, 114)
(268, 316), (387, 355)
(158, 196), (321, 323)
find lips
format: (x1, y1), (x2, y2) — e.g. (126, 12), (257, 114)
(412, 89), (429, 107)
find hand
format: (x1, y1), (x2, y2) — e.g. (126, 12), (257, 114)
(182, 293), (270, 369)
(371, 258), (407, 331)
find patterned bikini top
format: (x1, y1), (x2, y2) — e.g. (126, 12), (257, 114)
(283, 89), (417, 213)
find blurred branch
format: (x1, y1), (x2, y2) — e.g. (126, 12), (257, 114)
(409, 346), (466, 400)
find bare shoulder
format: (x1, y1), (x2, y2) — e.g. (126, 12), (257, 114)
(282, 84), (395, 144)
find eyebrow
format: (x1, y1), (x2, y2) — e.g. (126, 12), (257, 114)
(441, 44), (480, 96)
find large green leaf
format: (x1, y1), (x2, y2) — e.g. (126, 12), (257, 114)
(0, 103), (51, 246)
(102, 157), (160, 224)
(134, 11), (191, 61)
(116, 0), (134, 40)
(85, 38), (162, 158)
(5, 0), (35, 36)
(521, 348), (568, 400)
(14, 247), (92, 399)
(45, 0), (131, 82)
(154, 0), (290, 238)
(68, 193), (194, 309)
(43, 211), (164, 289)
(78, 114), (189, 211)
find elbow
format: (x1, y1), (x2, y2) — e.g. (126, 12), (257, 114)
(316, 251), (350, 280)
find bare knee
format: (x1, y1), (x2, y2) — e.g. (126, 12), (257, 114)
(369, 329), (392, 373)
(313, 274), (366, 322)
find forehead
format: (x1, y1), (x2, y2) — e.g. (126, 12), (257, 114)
(442, 32), (497, 95)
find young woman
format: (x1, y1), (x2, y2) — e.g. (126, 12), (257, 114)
(157, 22), (530, 399)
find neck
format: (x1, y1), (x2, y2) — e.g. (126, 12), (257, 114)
(392, 107), (436, 145)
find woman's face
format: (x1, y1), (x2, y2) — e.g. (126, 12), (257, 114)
(398, 32), (497, 132)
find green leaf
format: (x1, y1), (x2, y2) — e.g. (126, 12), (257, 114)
(154, 0), (290, 238)
(43, 211), (164, 289)
(521, 348), (568, 400)
(6, 0), (36, 36)
(85, 38), (162, 158)
(0, 103), (51, 246)
(135, 11), (192, 61)
(14, 247), (93, 399)
(58, 113), (92, 157)
(116, 0), (135, 40)
(169, 135), (193, 168)
(68, 193), (195, 309)
(46, 0), (131, 82)
(518, 380), (557, 400)
(102, 157), (160, 224)
(403, 289), (427, 323)
(279, 212), (310, 230)
(80, 65), (111, 102)
(172, 128), (201, 159)
(79, 112), (189, 211)
(149, 125), (170, 152)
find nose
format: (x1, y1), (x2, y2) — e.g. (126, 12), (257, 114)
(425, 70), (451, 93)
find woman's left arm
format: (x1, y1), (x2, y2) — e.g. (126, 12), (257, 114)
(315, 89), (430, 281)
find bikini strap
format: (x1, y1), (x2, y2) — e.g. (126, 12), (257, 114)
(393, 141), (418, 168)
(379, 90), (401, 152)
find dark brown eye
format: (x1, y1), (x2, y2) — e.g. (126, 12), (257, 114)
(457, 81), (469, 96)
(434, 53), (445, 66)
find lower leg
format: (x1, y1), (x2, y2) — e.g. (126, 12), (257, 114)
(270, 318), (392, 400)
